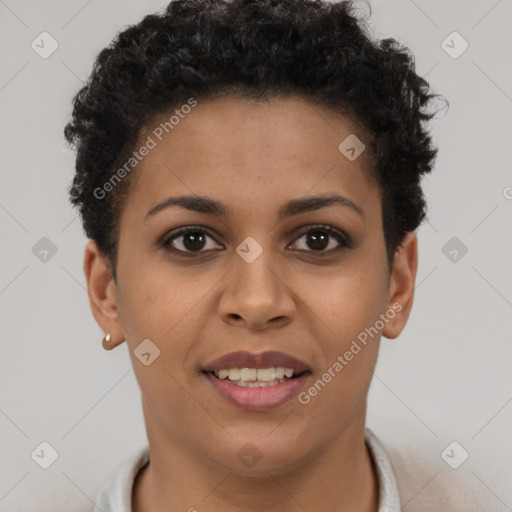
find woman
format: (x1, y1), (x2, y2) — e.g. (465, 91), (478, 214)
(64, 0), (448, 510)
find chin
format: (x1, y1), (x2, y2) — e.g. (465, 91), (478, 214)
(204, 437), (310, 476)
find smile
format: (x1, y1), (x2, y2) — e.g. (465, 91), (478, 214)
(202, 350), (312, 410)
(212, 366), (297, 387)
(203, 368), (311, 410)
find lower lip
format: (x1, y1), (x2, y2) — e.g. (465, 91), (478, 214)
(203, 372), (310, 411)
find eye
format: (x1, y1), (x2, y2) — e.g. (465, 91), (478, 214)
(160, 225), (223, 256)
(160, 224), (353, 257)
(289, 224), (353, 254)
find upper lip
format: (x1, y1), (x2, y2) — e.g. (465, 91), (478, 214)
(203, 350), (311, 374)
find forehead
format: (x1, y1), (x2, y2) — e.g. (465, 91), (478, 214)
(122, 95), (379, 222)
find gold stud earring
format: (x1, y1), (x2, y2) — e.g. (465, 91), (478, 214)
(102, 332), (113, 351)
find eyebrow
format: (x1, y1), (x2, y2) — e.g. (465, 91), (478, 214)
(144, 193), (365, 222)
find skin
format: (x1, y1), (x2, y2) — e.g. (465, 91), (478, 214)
(84, 95), (418, 512)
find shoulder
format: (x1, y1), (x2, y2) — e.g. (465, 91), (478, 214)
(382, 436), (496, 511)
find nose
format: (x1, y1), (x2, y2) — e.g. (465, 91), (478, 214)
(217, 245), (296, 331)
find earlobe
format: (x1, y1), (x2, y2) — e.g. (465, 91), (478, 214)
(83, 239), (125, 349)
(381, 232), (418, 340)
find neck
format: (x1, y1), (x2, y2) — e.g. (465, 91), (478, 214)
(133, 404), (379, 512)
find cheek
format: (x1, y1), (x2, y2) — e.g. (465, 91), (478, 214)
(117, 261), (195, 337)
(310, 263), (388, 338)
(296, 281), (384, 430)
(117, 266), (209, 390)
(303, 260), (388, 400)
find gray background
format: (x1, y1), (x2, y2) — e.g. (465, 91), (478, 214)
(0, 0), (511, 510)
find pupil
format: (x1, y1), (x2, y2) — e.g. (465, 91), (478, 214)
(184, 231), (206, 251)
(307, 230), (328, 251)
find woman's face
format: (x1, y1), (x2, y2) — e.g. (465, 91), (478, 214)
(86, 95), (417, 474)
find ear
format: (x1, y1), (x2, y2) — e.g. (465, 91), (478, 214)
(382, 231), (418, 339)
(83, 239), (125, 349)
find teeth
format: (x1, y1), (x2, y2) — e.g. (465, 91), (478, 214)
(213, 366), (297, 383)
(236, 379), (280, 388)
(256, 368), (276, 381)
(227, 369), (241, 381)
(240, 368), (257, 381)
(273, 367), (285, 379)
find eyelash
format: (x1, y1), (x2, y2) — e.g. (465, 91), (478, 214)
(159, 224), (354, 258)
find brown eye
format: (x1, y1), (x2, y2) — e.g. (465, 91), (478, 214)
(161, 226), (223, 256)
(160, 224), (353, 258)
(290, 225), (352, 253)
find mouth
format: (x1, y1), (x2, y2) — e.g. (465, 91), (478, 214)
(201, 351), (312, 411)
(204, 366), (308, 387)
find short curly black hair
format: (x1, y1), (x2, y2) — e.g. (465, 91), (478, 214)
(64, 0), (446, 283)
